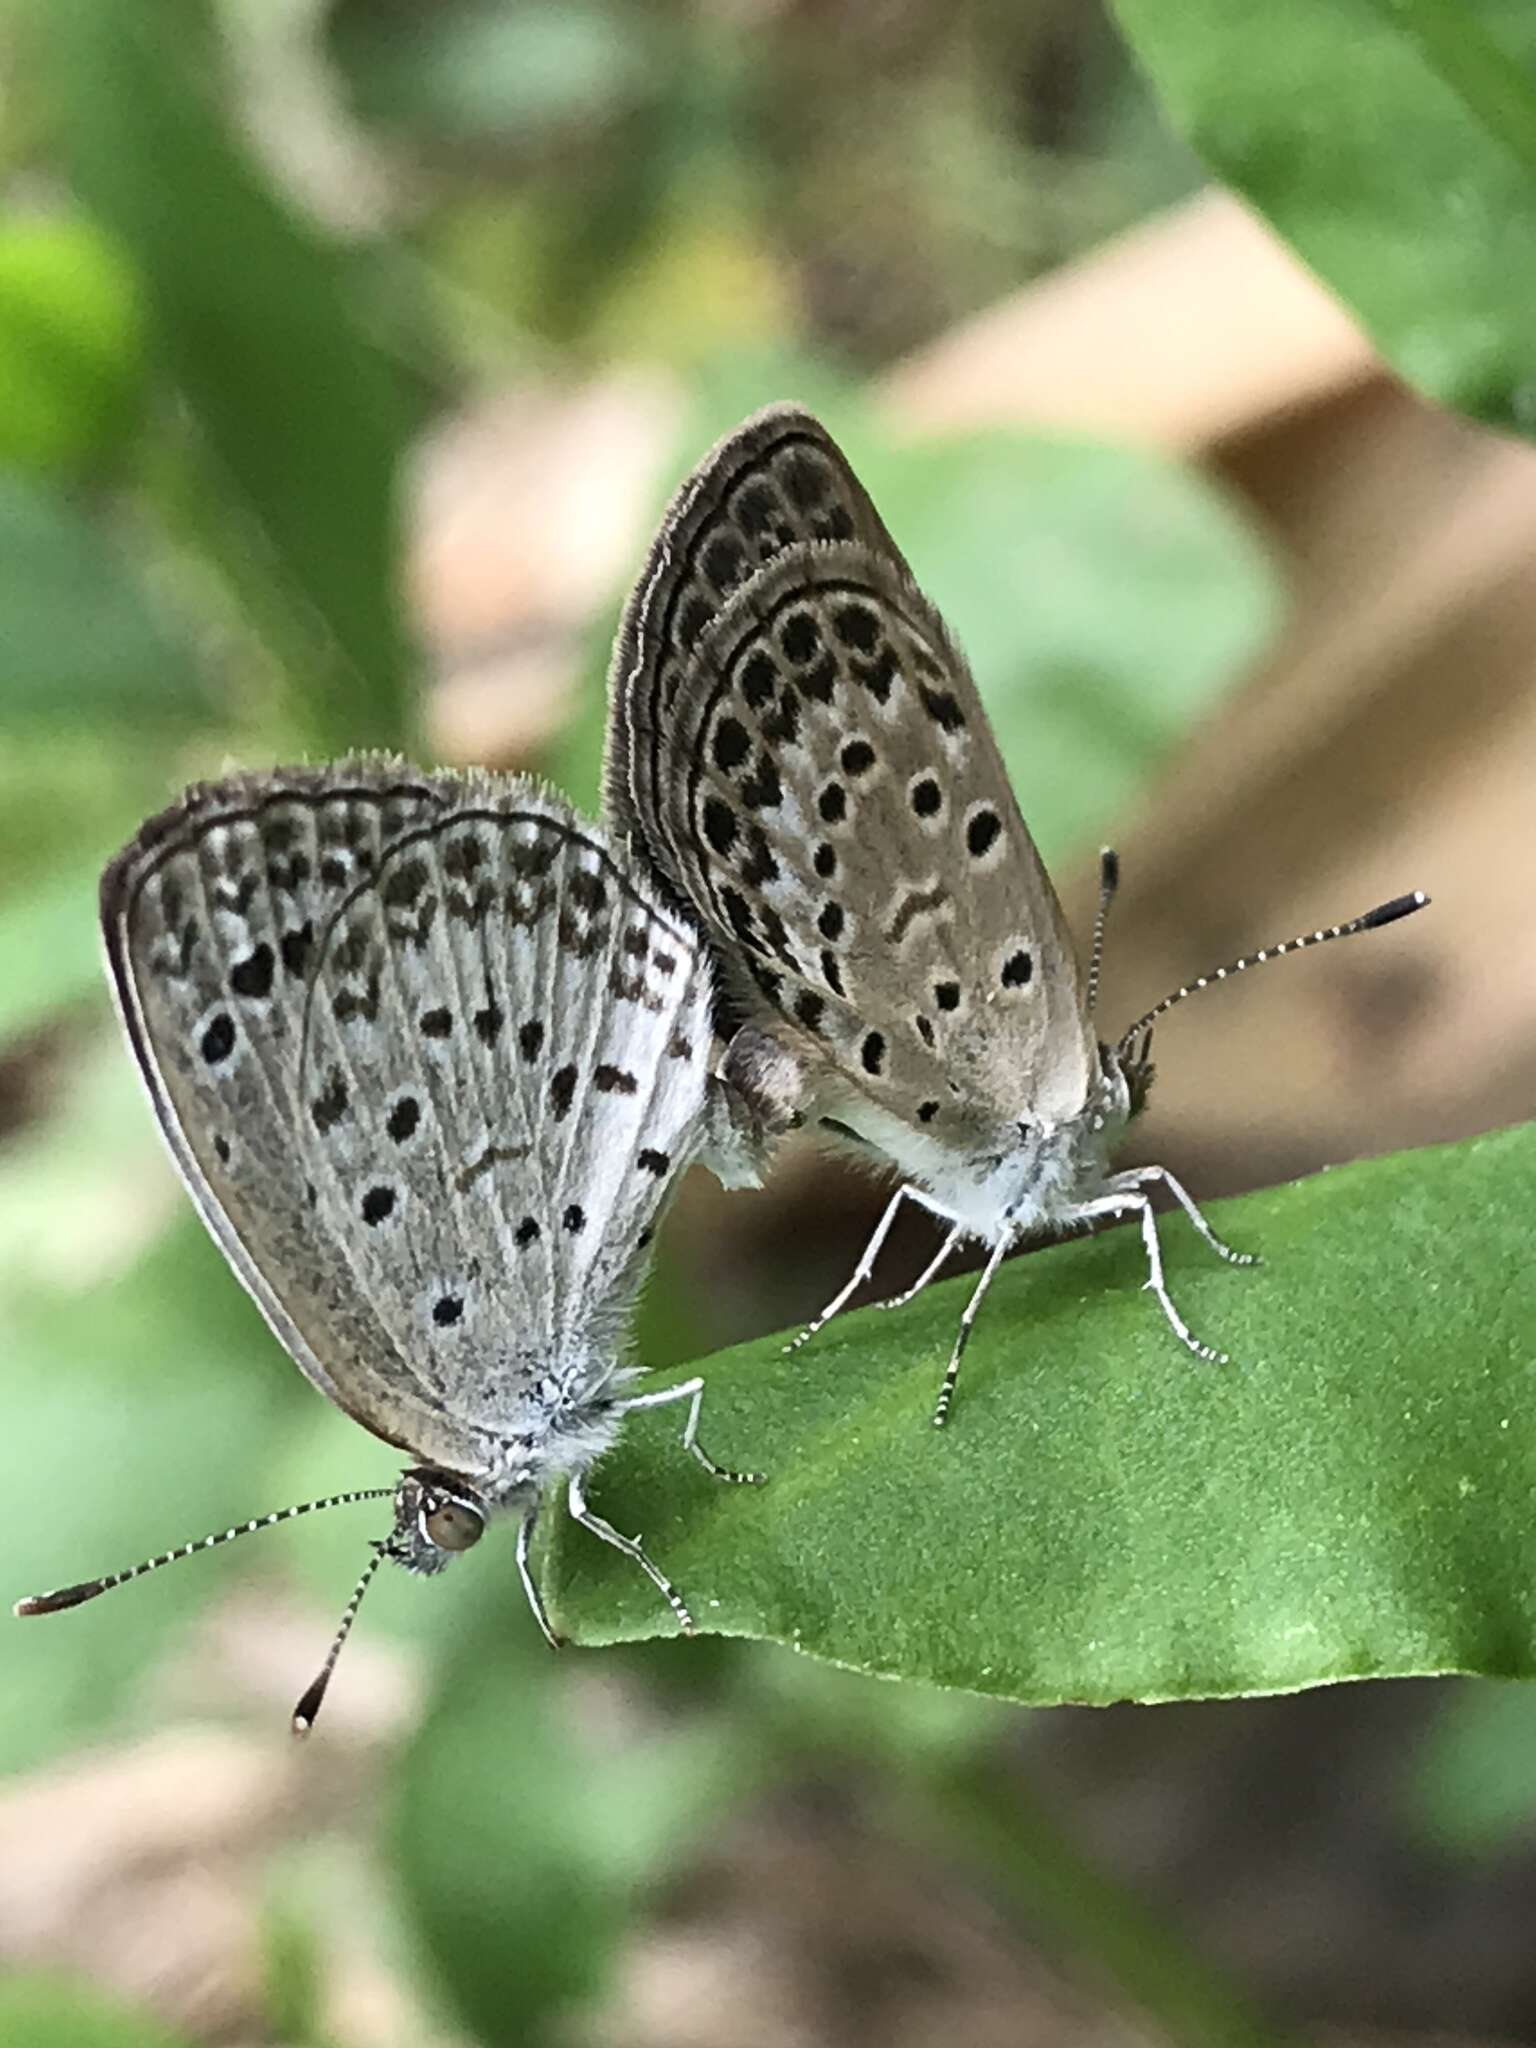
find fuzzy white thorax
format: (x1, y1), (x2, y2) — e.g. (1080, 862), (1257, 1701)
(822, 1055), (1132, 1244)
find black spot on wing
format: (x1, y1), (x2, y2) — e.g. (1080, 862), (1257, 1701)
(703, 798), (738, 856)
(280, 923), (313, 977)
(795, 991), (825, 1034)
(834, 602), (879, 652)
(201, 1013), (235, 1064)
(550, 1064), (578, 1119)
(310, 1068), (349, 1134)
(740, 754), (783, 811)
(967, 808), (1002, 860)
(383, 855), (431, 907)
(920, 683), (966, 732)
(780, 612), (821, 665)
(739, 650), (778, 709)
(713, 716), (751, 772)
(229, 943), (274, 999)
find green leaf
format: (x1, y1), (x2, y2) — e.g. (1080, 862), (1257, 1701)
(0, 218), (144, 474)
(1112, 0), (1536, 437)
(545, 1122), (1536, 1705)
(34, 0), (417, 749)
(0, 473), (208, 725)
(0, 1977), (193, 2048)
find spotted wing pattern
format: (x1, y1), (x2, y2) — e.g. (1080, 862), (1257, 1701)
(103, 761), (716, 1477)
(605, 405), (1096, 1140)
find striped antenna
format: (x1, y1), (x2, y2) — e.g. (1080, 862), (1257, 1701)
(13, 1488), (396, 1618)
(1085, 847), (1119, 1017)
(1116, 891), (1430, 1056)
(291, 1546), (386, 1737)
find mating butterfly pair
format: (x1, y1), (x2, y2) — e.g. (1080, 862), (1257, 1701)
(17, 409), (1425, 1727)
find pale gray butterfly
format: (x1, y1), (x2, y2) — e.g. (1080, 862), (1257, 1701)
(603, 405), (1428, 1424)
(16, 759), (765, 1729)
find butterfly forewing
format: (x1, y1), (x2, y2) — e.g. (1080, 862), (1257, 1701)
(103, 761), (466, 1460)
(606, 405), (1097, 1136)
(104, 761), (717, 1474)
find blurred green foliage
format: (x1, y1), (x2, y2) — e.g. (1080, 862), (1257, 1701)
(3, 1), (1535, 2044)
(0, 1978), (193, 2048)
(0, 219), (143, 472)
(1406, 1678), (1536, 1855)
(1115, 0), (1536, 436)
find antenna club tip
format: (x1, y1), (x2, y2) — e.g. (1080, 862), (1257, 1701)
(14, 1582), (99, 1616)
(290, 1713), (315, 1740)
(1362, 891), (1431, 930)
(292, 1684), (326, 1735)
(1099, 847), (1120, 888)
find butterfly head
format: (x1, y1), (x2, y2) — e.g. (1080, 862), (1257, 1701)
(1114, 1032), (1163, 1130)
(1047, 1051), (1133, 1195)
(1102, 1034), (1155, 1123)
(384, 1467), (490, 1577)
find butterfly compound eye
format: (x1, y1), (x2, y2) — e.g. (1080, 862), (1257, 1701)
(424, 1498), (485, 1552)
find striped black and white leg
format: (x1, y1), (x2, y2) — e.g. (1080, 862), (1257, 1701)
(621, 1374), (764, 1486)
(567, 1473), (694, 1635)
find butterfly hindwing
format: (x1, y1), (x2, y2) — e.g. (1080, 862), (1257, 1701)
(299, 792), (716, 1423)
(606, 406), (1097, 1140)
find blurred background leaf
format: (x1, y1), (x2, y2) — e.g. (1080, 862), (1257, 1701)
(1113, 0), (1536, 437)
(0, 218), (144, 474)
(329, 0), (657, 148)
(1, 1224), (304, 1771)
(0, 476), (209, 727)
(0, 1978), (194, 2048)
(1405, 1677), (1536, 1855)
(391, 1587), (747, 2047)
(32, 0), (418, 752)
